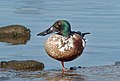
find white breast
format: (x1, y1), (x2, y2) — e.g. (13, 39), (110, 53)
(51, 34), (74, 52)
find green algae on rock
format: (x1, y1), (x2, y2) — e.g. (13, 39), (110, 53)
(0, 60), (44, 71)
(0, 25), (30, 37)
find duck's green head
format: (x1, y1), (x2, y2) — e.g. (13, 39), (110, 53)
(37, 20), (71, 37)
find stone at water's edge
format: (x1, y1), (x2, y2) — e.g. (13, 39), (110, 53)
(0, 35), (30, 45)
(0, 25), (30, 37)
(0, 60), (44, 71)
(0, 25), (31, 44)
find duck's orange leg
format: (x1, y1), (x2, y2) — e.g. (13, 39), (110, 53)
(61, 61), (67, 73)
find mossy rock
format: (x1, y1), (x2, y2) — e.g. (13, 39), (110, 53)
(0, 60), (44, 71)
(0, 25), (31, 37)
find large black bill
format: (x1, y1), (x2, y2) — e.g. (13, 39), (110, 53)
(37, 27), (53, 36)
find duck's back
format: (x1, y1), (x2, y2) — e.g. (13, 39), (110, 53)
(45, 33), (85, 62)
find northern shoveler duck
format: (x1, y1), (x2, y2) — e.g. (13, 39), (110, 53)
(37, 20), (90, 72)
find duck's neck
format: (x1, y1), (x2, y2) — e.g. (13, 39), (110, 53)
(62, 30), (71, 37)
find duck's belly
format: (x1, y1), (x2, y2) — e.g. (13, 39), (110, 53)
(45, 34), (85, 62)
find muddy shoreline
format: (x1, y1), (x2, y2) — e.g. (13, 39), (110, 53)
(0, 61), (120, 81)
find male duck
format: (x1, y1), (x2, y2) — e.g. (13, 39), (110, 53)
(37, 20), (90, 72)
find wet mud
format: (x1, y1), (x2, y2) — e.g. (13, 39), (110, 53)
(0, 61), (120, 81)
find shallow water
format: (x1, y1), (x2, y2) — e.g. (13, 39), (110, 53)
(0, 0), (120, 71)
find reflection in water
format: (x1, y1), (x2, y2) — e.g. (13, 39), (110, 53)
(0, 77), (9, 81)
(0, 35), (30, 45)
(14, 70), (85, 81)
(15, 0), (45, 14)
(45, 72), (84, 81)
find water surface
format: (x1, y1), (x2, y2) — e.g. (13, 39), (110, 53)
(0, 0), (120, 70)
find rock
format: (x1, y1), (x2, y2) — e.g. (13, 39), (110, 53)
(70, 66), (77, 70)
(78, 66), (82, 68)
(0, 25), (31, 44)
(115, 61), (120, 65)
(70, 66), (82, 70)
(0, 35), (30, 45)
(0, 25), (30, 37)
(0, 60), (44, 71)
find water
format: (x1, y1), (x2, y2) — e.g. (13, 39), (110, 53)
(0, 0), (120, 70)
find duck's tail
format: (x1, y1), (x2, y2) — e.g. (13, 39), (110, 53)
(81, 32), (90, 37)
(73, 31), (90, 37)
